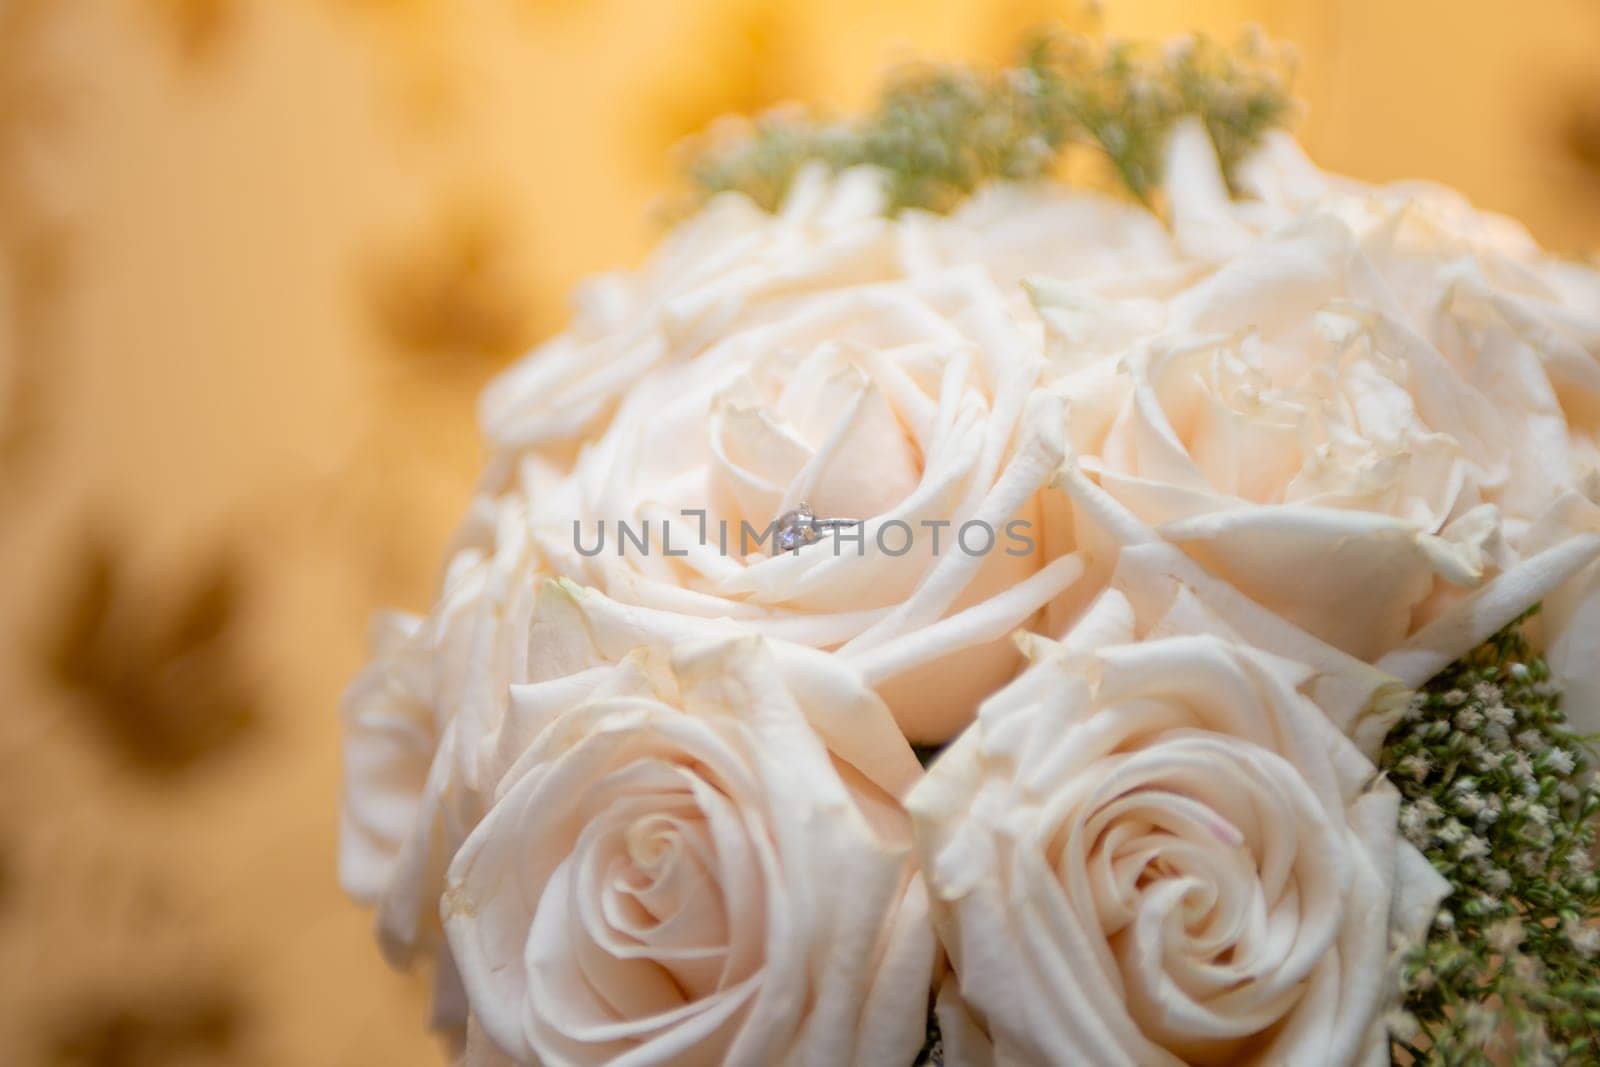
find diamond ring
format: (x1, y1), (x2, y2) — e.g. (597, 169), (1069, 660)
(772, 503), (860, 554)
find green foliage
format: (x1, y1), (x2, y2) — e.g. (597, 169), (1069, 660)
(678, 28), (1295, 215)
(681, 109), (854, 214)
(1382, 612), (1600, 1065)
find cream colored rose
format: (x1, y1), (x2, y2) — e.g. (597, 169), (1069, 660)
(477, 166), (905, 476)
(444, 619), (934, 1066)
(338, 493), (545, 1029)
(529, 267), (1083, 744)
(339, 504), (767, 1029)
(909, 552), (1447, 1067)
(1217, 123), (1600, 527)
(1160, 121), (1600, 731)
(339, 608), (433, 914)
(898, 180), (1191, 304)
(1032, 123), (1600, 683)
(1269, 159), (1600, 737)
(1039, 217), (1521, 662)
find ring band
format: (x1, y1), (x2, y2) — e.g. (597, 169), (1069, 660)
(772, 503), (860, 554)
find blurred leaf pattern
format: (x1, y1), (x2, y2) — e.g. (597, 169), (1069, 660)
(1565, 96), (1600, 184)
(369, 202), (538, 370)
(142, 0), (240, 70)
(47, 986), (246, 1067)
(45, 531), (258, 776)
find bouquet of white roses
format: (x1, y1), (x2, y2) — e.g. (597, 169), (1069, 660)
(340, 32), (1600, 1067)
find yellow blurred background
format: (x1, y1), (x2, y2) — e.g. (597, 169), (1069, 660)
(0, 1), (1596, 1063)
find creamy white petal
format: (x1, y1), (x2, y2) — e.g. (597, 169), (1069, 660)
(910, 554), (1436, 1067)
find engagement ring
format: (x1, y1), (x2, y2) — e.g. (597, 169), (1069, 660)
(772, 503), (859, 554)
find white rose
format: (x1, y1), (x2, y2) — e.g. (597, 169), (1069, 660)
(339, 503), (772, 1028)
(1039, 221), (1513, 662)
(478, 166), (905, 478)
(898, 180), (1191, 303)
(443, 610), (934, 1066)
(1179, 122), (1600, 730)
(339, 608), (433, 914)
(1221, 123), (1600, 527)
(909, 549), (1448, 1067)
(530, 266), (1083, 744)
(338, 494), (545, 1029)
(1033, 122), (1600, 679)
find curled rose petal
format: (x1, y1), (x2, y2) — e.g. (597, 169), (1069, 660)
(529, 268), (1082, 744)
(909, 554), (1447, 1067)
(1033, 122), (1600, 717)
(444, 634), (934, 1066)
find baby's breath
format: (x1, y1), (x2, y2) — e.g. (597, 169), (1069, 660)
(678, 28), (1293, 215)
(1382, 610), (1600, 1065)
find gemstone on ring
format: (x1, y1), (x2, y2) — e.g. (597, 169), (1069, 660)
(772, 503), (857, 554)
